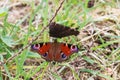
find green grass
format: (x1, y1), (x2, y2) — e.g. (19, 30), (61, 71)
(0, 0), (120, 80)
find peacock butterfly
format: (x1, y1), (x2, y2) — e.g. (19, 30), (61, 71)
(31, 22), (79, 62)
(49, 22), (79, 38)
(31, 42), (78, 62)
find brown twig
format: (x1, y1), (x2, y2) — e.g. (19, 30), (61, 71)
(0, 0), (65, 66)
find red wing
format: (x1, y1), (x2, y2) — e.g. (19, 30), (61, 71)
(60, 43), (78, 56)
(60, 44), (72, 56)
(31, 43), (51, 55)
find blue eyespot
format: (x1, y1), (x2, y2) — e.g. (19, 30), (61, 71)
(42, 52), (48, 57)
(61, 52), (67, 59)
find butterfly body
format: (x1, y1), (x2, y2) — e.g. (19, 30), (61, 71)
(31, 42), (78, 62)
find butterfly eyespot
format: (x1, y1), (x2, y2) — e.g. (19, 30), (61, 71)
(71, 45), (76, 49)
(70, 45), (78, 52)
(60, 51), (67, 59)
(42, 52), (48, 57)
(32, 44), (40, 50)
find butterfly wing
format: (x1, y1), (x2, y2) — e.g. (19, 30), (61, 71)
(31, 43), (54, 61)
(49, 22), (79, 38)
(31, 42), (79, 62)
(54, 43), (79, 62)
